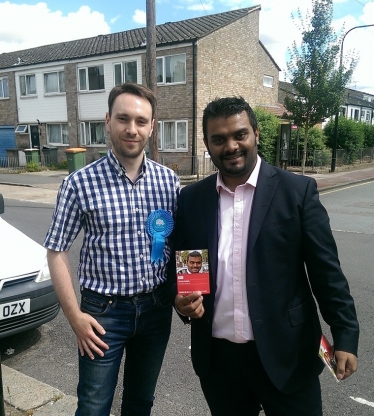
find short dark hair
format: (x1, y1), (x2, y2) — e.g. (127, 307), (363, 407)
(202, 96), (258, 139)
(108, 83), (157, 118)
(187, 251), (202, 260)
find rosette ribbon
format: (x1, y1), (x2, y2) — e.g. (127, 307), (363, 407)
(146, 210), (174, 264)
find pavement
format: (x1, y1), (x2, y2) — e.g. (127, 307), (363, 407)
(1, 163), (374, 416)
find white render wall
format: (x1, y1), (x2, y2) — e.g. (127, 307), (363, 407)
(15, 65), (68, 124)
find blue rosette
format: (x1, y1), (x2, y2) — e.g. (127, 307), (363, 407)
(146, 210), (174, 264)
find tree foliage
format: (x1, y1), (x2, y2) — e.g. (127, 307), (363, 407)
(284, 0), (357, 173)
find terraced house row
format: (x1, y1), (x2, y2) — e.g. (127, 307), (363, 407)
(0, 5), (280, 173)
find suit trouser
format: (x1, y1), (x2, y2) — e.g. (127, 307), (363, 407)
(199, 338), (322, 416)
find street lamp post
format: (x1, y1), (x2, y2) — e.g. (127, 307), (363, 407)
(331, 24), (374, 172)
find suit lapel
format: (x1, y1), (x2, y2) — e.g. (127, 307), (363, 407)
(204, 175), (219, 280)
(248, 161), (279, 255)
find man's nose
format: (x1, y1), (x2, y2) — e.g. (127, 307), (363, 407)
(225, 138), (239, 152)
(126, 121), (137, 135)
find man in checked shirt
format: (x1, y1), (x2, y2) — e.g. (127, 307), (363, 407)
(44, 83), (180, 416)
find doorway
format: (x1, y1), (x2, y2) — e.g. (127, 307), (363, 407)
(30, 125), (40, 149)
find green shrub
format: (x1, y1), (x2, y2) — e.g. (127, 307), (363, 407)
(26, 162), (42, 172)
(57, 160), (68, 170)
(254, 107), (280, 165)
(324, 117), (365, 163)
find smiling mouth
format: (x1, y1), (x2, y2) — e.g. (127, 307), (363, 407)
(222, 153), (243, 161)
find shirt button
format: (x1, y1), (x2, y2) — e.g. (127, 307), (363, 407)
(138, 231), (141, 235)
(235, 223), (239, 228)
(142, 277), (145, 281)
(140, 254), (144, 259)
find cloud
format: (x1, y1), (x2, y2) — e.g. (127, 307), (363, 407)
(0, 2), (110, 53)
(133, 9), (147, 25)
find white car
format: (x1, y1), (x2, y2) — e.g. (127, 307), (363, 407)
(0, 194), (59, 338)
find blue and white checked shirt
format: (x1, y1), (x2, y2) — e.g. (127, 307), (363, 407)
(44, 150), (180, 296)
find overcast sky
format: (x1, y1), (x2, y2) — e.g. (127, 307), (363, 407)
(1, 0), (374, 94)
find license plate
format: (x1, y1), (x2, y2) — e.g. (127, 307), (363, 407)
(0, 299), (30, 320)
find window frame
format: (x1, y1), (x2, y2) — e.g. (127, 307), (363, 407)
(113, 59), (138, 85)
(156, 53), (186, 85)
(15, 125), (28, 134)
(19, 74), (37, 96)
(157, 120), (188, 151)
(44, 71), (66, 95)
(46, 123), (69, 145)
(263, 75), (274, 88)
(78, 65), (105, 92)
(0, 77), (9, 99)
(79, 121), (106, 146)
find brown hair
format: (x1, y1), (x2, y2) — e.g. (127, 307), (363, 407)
(108, 83), (157, 118)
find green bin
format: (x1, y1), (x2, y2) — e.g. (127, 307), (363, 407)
(24, 148), (40, 164)
(98, 150), (107, 158)
(42, 145), (58, 166)
(65, 147), (87, 173)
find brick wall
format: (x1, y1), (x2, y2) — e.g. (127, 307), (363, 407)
(195, 8), (279, 157)
(0, 72), (17, 126)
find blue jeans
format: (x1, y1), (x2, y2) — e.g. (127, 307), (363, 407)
(75, 284), (172, 416)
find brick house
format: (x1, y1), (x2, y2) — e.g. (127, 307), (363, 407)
(0, 6), (280, 173)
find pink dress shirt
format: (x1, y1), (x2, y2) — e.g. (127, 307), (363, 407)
(212, 156), (261, 343)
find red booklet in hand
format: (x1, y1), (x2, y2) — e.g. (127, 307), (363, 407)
(176, 249), (210, 295)
(319, 335), (339, 383)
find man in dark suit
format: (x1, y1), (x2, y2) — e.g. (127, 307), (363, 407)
(174, 96), (359, 416)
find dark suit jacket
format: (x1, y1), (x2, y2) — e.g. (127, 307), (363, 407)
(174, 160), (359, 394)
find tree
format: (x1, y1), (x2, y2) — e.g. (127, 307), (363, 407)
(284, 0), (357, 174)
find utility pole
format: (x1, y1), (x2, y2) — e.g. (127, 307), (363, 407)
(331, 23), (374, 172)
(146, 0), (159, 163)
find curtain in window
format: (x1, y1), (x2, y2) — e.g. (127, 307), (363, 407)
(157, 121), (162, 149)
(45, 73), (59, 93)
(62, 124), (69, 144)
(164, 122), (175, 149)
(59, 72), (66, 92)
(0, 78), (8, 98)
(114, 64), (122, 85)
(166, 55), (185, 83)
(20, 76), (26, 96)
(48, 125), (61, 144)
(0, 78), (9, 98)
(27, 75), (36, 94)
(90, 123), (106, 144)
(176, 122), (187, 149)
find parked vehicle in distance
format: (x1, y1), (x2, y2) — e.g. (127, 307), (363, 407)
(0, 193), (59, 338)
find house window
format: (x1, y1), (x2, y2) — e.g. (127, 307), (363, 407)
(0, 77), (9, 98)
(78, 65), (105, 91)
(114, 60), (138, 85)
(263, 75), (274, 88)
(44, 71), (66, 94)
(47, 124), (69, 144)
(19, 74), (36, 96)
(15, 125), (28, 133)
(156, 54), (186, 84)
(157, 120), (187, 151)
(354, 109), (360, 120)
(80, 122), (106, 145)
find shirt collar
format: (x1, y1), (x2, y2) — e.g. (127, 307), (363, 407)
(108, 149), (147, 179)
(216, 155), (262, 193)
